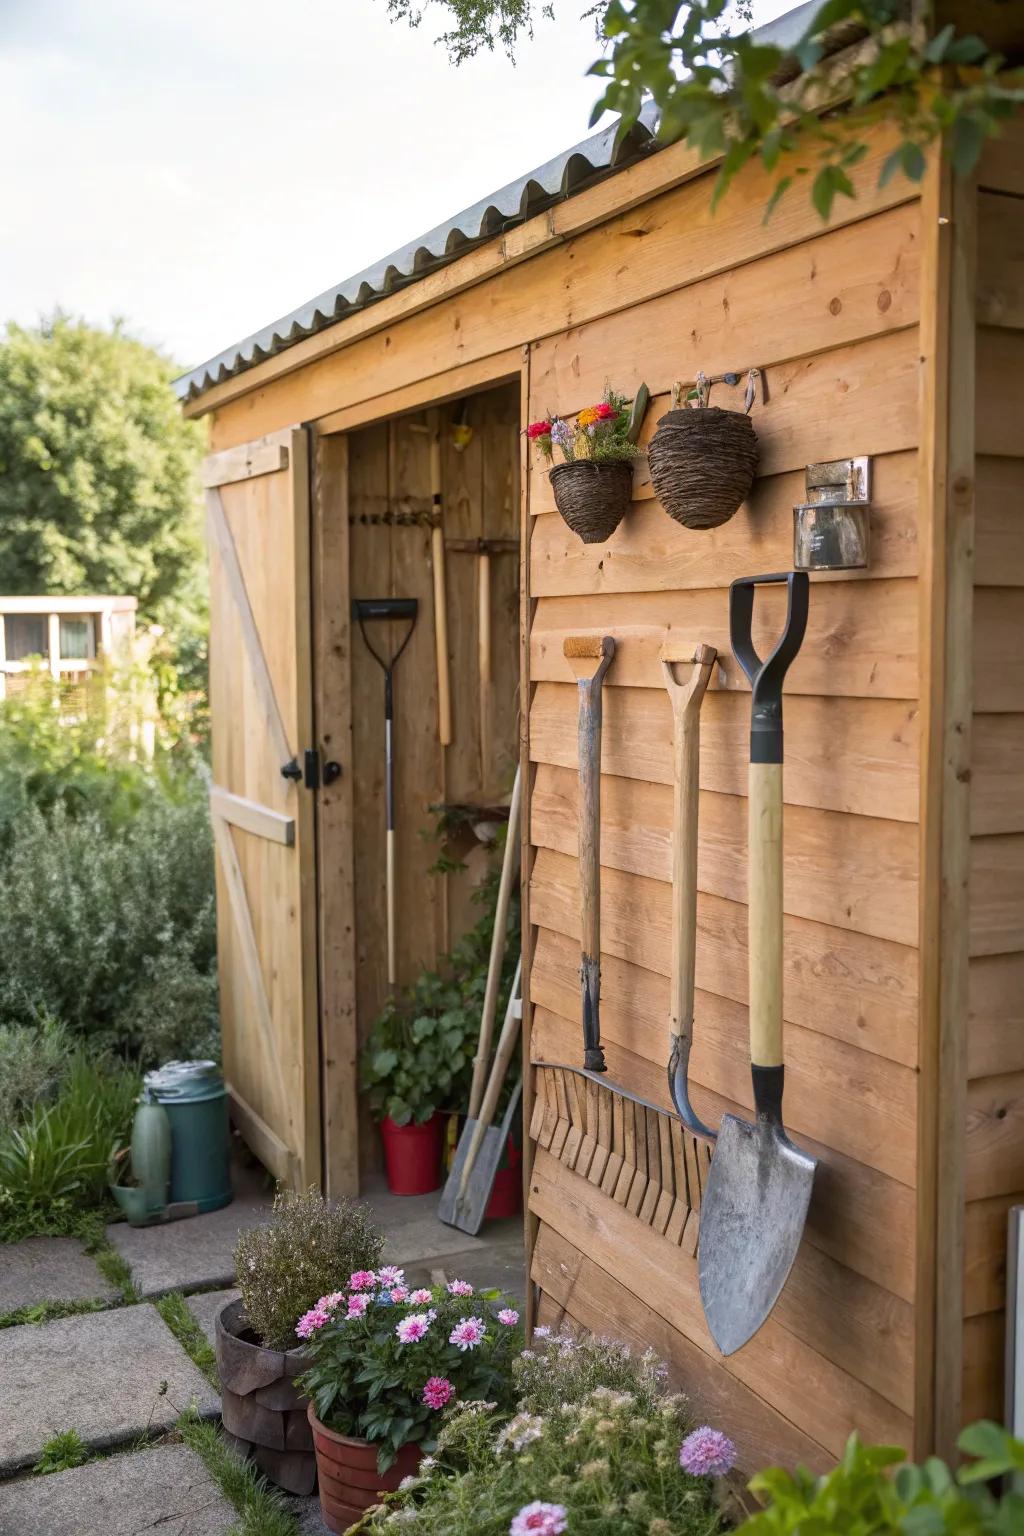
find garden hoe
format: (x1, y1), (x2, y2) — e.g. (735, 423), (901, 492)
(438, 956), (522, 1235)
(564, 635), (615, 1073)
(698, 571), (816, 1357)
(352, 596), (418, 988)
(660, 640), (718, 1141)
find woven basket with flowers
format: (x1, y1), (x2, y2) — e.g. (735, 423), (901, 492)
(527, 389), (643, 544)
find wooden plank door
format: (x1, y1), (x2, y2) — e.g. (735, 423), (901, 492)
(203, 427), (319, 1190)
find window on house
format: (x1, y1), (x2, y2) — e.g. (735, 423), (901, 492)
(4, 614), (47, 661)
(59, 617), (95, 660)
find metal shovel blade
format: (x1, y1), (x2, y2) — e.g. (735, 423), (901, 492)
(437, 1120), (506, 1235)
(698, 1112), (816, 1356)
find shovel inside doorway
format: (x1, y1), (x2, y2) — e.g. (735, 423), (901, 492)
(698, 571), (816, 1357)
(352, 596), (418, 988)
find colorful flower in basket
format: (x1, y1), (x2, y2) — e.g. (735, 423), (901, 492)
(527, 418), (553, 440)
(678, 1425), (737, 1478)
(529, 388), (640, 468)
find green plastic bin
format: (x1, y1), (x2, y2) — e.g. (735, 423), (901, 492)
(144, 1060), (233, 1214)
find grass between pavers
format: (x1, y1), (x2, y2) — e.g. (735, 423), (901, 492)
(0, 1216), (140, 1328)
(178, 1412), (300, 1536)
(32, 1428), (91, 1475)
(154, 1290), (218, 1388)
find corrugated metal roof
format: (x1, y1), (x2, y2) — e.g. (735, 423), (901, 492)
(173, 3), (833, 405)
(174, 101), (662, 403)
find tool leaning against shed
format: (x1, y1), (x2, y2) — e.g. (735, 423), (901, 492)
(698, 570), (815, 1357)
(351, 596), (418, 988)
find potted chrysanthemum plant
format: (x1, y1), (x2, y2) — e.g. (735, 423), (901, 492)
(296, 1271), (523, 1533)
(528, 388), (642, 544)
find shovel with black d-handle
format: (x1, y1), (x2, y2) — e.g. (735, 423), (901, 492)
(698, 570), (816, 1357)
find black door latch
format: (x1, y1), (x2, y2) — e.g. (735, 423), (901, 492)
(280, 751), (342, 788)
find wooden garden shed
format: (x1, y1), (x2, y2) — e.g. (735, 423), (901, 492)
(177, 1), (1024, 1477)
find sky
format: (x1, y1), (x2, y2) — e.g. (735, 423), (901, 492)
(0, 0), (786, 373)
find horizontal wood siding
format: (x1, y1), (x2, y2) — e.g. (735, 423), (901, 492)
(522, 126), (923, 1468)
(963, 132), (1024, 1423)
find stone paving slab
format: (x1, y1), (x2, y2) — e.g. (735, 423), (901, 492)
(0, 1236), (120, 1314)
(106, 1197), (271, 1299)
(367, 1180), (488, 1266)
(0, 1442), (235, 1535)
(0, 1304), (220, 1475)
(185, 1287), (239, 1350)
(283, 1493), (333, 1534)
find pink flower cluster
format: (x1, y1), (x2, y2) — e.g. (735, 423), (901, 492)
(449, 1316), (486, 1352)
(347, 1292), (370, 1319)
(378, 1265), (405, 1287)
(446, 1279), (474, 1297)
(497, 1308), (519, 1327)
(509, 1502), (568, 1536)
(408, 1288), (432, 1304)
(422, 1375), (454, 1410)
(396, 1312), (431, 1344)
(348, 1270), (377, 1291)
(678, 1425), (737, 1478)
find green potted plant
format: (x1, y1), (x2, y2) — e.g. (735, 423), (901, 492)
(361, 836), (520, 1196)
(297, 1272), (522, 1533)
(216, 1187), (384, 1495)
(529, 388), (642, 544)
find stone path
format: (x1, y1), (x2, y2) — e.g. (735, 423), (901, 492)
(0, 1443), (235, 1536)
(0, 1168), (524, 1532)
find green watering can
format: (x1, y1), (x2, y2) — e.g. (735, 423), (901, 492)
(109, 1061), (233, 1226)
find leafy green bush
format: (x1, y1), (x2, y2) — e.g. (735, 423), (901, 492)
(0, 785), (217, 1064)
(358, 1329), (722, 1535)
(744, 1419), (1024, 1535)
(361, 835), (520, 1125)
(0, 1050), (140, 1239)
(0, 1012), (70, 1126)
(235, 1187), (385, 1351)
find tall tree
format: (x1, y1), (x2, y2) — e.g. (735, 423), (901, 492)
(0, 314), (206, 640)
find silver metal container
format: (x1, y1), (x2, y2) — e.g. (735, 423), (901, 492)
(793, 457), (871, 572)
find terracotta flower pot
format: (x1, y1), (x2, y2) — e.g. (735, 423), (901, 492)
(215, 1297), (316, 1495)
(308, 1403), (423, 1532)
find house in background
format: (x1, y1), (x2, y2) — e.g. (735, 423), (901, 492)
(0, 595), (137, 698)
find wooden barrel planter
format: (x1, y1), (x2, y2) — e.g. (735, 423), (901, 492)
(308, 1404), (422, 1533)
(215, 1297), (316, 1495)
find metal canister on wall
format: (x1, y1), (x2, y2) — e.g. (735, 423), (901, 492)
(793, 456), (872, 572)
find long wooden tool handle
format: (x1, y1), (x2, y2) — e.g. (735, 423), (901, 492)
(467, 766), (522, 1118)
(430, 429), (452, 747)
(748, 761), (784, 1068)
(578, 677), (606, 1072)
(386, 826), (397, 987)
(478, 549), (491, 785)
(459, 957), (523, 1198)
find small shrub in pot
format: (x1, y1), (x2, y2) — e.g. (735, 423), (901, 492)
(217, 1187), (384, 1495)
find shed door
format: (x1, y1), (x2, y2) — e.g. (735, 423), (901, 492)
(204, 427), (319, 1190)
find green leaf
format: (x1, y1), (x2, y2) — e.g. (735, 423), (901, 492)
(924, 23), (955, 64)
(372, 1049), (399, 1078)
(878, 148), (904, 189)
(763, 175), (793, 223)
(951, 112), (988, 178)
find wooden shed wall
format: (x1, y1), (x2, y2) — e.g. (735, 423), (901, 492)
(195, 115), (1024, 1465)
(963, 122), (1024, 1425)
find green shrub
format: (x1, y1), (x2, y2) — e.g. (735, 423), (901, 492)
(0, 785), (217, 1063)
(0, 1012), (70, 1125)
(0, 1050), (140, 1237)
(235, 1187), (385, 1351)
(358, 1329), (722, 1536)
(744, 1419), (1024, 1534)
(361, 832), (520, 1125)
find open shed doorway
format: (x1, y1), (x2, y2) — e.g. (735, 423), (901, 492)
(323, 380), (522, 1197)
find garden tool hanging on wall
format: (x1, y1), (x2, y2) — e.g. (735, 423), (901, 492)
(447, 537), (519, 786)
(563, 635), (615, 1072)
(661, 640), (718, 1141)
(352, 597), (419, 987)
(698, 570), (816, 1357)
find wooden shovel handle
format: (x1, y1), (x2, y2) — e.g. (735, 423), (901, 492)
(749, 761), (783, 1068)
(430, 426), (452, 747)
(577, 663), (612, 1072)
(459, 957), (522, 1196)
(467, 766), (522, 1118)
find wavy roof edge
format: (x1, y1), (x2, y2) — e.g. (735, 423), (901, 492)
(174, 2), (822, 405)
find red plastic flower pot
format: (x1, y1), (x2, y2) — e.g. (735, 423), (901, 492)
(380, 1112), (444, 1196)
(308, 1404), (422, 1534)
(485, 1135), (522, 1219)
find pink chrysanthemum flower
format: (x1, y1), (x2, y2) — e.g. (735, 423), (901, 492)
(295, 1306), (329, 1340)
(449, 1316), (486, 1351)
(378, 1265), (405, 1288)
(679, 1426), (737, 1478)
(390, 1286), (409, 1303)
(446, 1279), (474, 1297)
(422, 1375), (454, 1410)
(396, 1312), (431, 1344)
(408, 1288), (433, 1305)
(497, 1308), (520, 1326)
(346, 1293), (370, 1319)
(349, 1270), (377, 1291)
(316, 1291), (345, 1312)
(509, 1501), (568, 1535)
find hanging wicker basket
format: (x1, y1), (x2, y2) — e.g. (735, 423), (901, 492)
(648, 380), (760, 531)
(549, 459), (634, 544)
